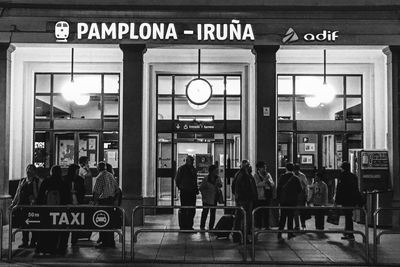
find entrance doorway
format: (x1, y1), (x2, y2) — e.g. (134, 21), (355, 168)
(156, 74), (242, 211)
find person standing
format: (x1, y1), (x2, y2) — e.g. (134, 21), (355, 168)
(335, 161), (359, 240)
(253, 161), (275, 229)
(199, 165), (222, 230)
(277, 163), (302, 239)
(233, 160), (257, 243)
(10, 164), (40, 248)
(79, 156), (92, 194)
(93, 162), (119, 248)
(309, 171), (328, 230)
(293, 164), (309, 230)
(175, 155), (199, 230)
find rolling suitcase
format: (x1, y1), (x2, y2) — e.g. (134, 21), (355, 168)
(214, 214), (234, 239)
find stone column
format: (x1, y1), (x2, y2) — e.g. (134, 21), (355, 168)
(120, 44), (146, 226)
(384, 46), (400, 227)
(0, 43), (13, 224)
(252, 45), (280, 180)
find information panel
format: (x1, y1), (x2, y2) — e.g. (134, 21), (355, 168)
(360, 151), (389, 170)
(12, 206), (123, 230)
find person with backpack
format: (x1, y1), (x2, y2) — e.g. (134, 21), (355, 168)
(36, 165), (69, 255)
(93, 162), (119, 248)
(277, 163), (302, 239)
(10, 164), (40, 248)
(199, 165), (222, 230)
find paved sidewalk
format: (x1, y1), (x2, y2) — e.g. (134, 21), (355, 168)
(1, 209), (399, 265)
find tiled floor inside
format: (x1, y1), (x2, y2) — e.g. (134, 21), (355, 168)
(2, 209), (400, 265)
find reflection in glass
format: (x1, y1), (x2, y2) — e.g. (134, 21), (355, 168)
(295, 97), (343, 120)
(54, 74), (101, 94)
(226, 97), (240, 120)
(104, 132), (119, 168)
(104, 95), (119, 118)
(35, 96), (51, 119)
(278, 96), (292, 120)
(158, 177), (172, 205)
(226, 76), (241, 95)
(346, 98), (362, 121)
(226, 134), (241, 169)
(158, 133), (172, 168)
(278, 76), (293, 95)
(53, 95), (101, 119)
(278, 132), (293, 168)
(35, 74), (51, 93)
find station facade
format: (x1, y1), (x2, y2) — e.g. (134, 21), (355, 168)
(0, 0), (399, 224)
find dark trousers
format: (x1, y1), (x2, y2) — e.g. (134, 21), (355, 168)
(314, 207), (325, 230)
(254, 199), (269, 228)
(278, 205), (295, 235)
(180, 190), (196, 230)
(294, 195), (307, 229)
(233, 200), (253, 241)
(98, 197), (115, 246)
(343, 208), (354, 237)
(200, 202), (216, 229)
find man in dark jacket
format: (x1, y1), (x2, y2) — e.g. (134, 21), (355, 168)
(233, 160), (257, 243)
(277, 163), (302, 239)
(175, 155), (198, 230)
(335, 161), (359, 240)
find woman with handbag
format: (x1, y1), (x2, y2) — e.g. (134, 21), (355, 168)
(199, 165), (222, 230)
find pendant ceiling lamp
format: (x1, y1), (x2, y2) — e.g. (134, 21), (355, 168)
(62, 48), (89, 106)
(305, 49), (335, 108)
(186, 49), (212, 110)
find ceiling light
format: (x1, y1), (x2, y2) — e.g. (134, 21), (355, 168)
(75, 94), (90, 105)
(305, 96), (320, 108)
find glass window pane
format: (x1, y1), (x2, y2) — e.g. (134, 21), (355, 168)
(278, 132), (293, 168)
(175, 97), (223, 120)
(35, 74), (51, 93)
(347, 76), (362, 95)
(158, 133), (172, 168)
(322, 134), (342, 170)
(295, 76), (323, 95)
(54, 74), (101, 94)
(175, 76), (196, 95)
(104, 131), (119, 169)
(53, 95), (101, 119)
(295, 96), (343, 120)
(204, 76), (224, 95)
(104, 74), (119, 93)
(278, 76), (293, 94)
(346, 97), (362, 121)
(104, 95), (119, 118)
(226, 133), (241, 169)
(226, 76), (241, 95)
(56, 132), (75, 168)
(79, 133), (99, 168)
(157, 177), (172, 205)
(226, 97), (240, 120)
(35, 96), (51, 119)
(326, 76), (343, 95)
(158, 76), (172, 95)
(278, 96), (293, 120)
(34, 131), (51, 168)
(158, 96), (172, 120)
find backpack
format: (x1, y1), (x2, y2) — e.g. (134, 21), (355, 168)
(46, 189), (61, 205)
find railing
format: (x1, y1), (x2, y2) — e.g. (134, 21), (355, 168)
(8, 205), (126, 262)
(373, 207), (400, 265)
(131, 205), (247, 262)
(251, 205), (369, 264)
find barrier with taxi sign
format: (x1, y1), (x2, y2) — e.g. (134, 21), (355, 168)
(9, 205), (126, 261)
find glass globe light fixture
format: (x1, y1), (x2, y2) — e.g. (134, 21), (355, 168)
(188, 100), (208, 110)
(62, 80), (78, 101)
(74, 94), (90, 105)
(316, 82), (335, 104)
(186, 78), (212, 107)
(305, 96), (320, 108)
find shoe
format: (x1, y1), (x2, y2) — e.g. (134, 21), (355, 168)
(18, 243), (28, 248)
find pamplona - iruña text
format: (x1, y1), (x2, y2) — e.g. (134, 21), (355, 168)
(77, 20), (255, 41)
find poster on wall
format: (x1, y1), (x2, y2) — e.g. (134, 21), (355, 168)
(304, 143), (315, 152)
(196, 154), (213, 174)
(79, 140), (87, 158)
(58, 139), (75, 167)
(300, 154), (314, 165)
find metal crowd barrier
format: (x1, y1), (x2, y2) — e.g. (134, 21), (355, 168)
(131, 205), (247, 262)
(8, 205), (126, 262)
(252, 206), (369, 264)
(373, 207), (400, 264)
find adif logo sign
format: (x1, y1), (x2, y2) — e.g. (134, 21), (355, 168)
(283, 28), (339, 44)
(55, 21), (70, 42)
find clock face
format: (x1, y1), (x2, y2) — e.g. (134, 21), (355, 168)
(186, 78), (212, 105)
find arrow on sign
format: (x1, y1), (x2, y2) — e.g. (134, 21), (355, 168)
(25, 219), (40, 225)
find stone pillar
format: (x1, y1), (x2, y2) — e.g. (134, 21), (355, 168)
(120, 44), (146, 226)
(384, 46), (400, 227)
(0, 43), (13, 224)
(253, 45), (279, 180)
